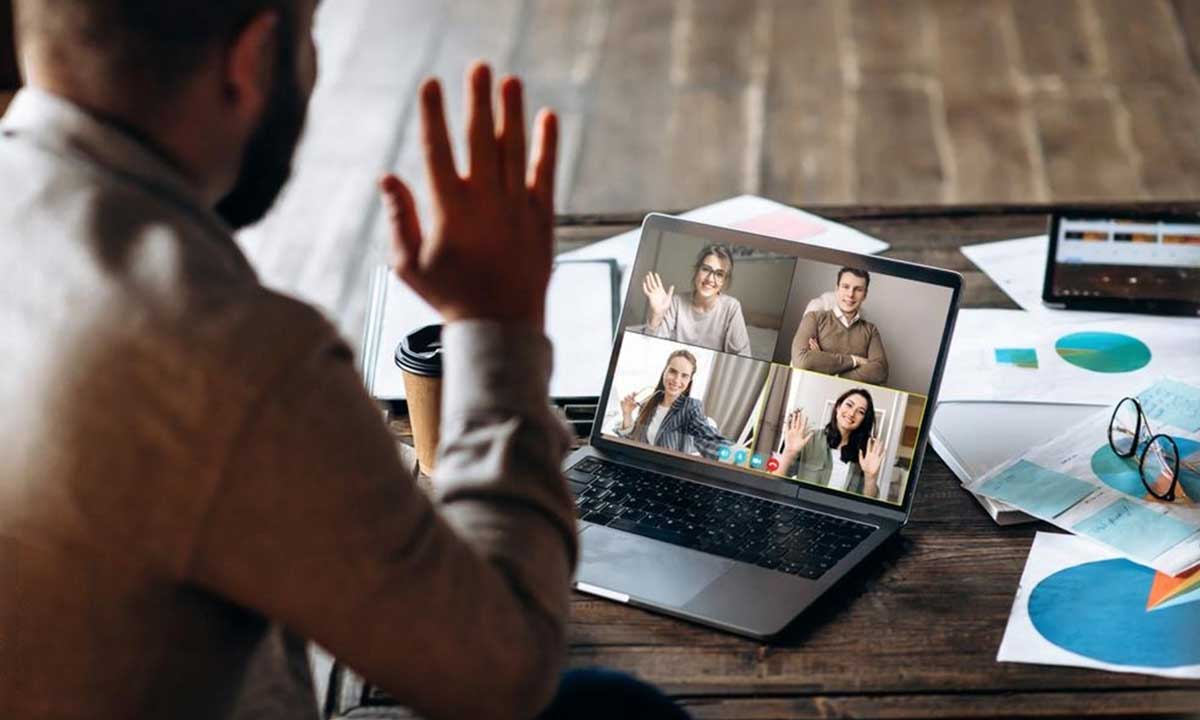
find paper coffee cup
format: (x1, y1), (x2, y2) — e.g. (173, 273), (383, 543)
(396, 324), (443, 474)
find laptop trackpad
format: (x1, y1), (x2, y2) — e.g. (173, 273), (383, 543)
(577, 525), (731, 608)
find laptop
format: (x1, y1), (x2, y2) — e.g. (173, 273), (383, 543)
(563, 213), (962, 639)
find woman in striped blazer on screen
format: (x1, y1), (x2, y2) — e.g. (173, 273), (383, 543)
(614, 349), (730, 460)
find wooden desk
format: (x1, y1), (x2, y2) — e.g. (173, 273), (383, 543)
(330, 203), (1200, 719)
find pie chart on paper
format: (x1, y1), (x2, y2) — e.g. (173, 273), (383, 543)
(1029, 559), (1200, 668)
(1091, 438), (1200, 502)
(1054, 332), (1152, 373)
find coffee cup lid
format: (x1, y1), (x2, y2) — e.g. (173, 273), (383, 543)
(395, 324), (443, 377)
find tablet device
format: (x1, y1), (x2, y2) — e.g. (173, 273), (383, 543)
(1043, 211), (1200, 316)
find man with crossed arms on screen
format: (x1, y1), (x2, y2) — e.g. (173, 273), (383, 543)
(791, 267), (889, 384)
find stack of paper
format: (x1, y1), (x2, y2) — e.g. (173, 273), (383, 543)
(361, 259), (619, 402)
(966, 377), (1200, 575)
(935, 235), (1200, 523)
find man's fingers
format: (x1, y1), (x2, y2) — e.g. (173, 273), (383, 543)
(497, 75), (526, 194)
(529, 108), (558, 209)
(465, 62), (499, 182)
(379, 174), (424, 277)
(419, 79), (459, 199)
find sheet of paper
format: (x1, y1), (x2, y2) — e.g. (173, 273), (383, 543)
(1140, 378), (1200, 433)
(940, 308), (1200, 405)
(1070, 499), (1196, 560)
(367, 260), (616, 400)
(998, 532), (1200, 679)
(966, 378), (1200, 574)
(556, 195), (890, 301)
(961, 235), (1048, 312)
(961, 235), (1186, 325)
(976, 460), (1095, 518)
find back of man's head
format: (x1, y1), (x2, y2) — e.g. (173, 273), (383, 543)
(15, 0), (292, 100)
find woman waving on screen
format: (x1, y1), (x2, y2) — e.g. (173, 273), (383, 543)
(642, 244), (752, 356)
(772, 388), (886, 499)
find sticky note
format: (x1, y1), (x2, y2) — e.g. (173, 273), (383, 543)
(1072, 499), (1197, 560)
(1139, 379), (1200, 433)
(978, 460), (1095, 518)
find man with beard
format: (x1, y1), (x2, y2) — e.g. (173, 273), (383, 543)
(0, 2), (692, 719)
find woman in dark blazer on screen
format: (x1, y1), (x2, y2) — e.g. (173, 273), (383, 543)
(613, 349), (730, 460)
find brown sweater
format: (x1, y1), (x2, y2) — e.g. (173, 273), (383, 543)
(790, 309), (889, 384)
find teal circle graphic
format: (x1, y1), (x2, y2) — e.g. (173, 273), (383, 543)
(1091, 438), (1200, 501)
(1054, 332), (1151, 373)
(1090, 445), (1144, 496)
(1030, 559), (1200, 668)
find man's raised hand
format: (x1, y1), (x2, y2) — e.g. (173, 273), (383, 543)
(379, 62), (557, 328)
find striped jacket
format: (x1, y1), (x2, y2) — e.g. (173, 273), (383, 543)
(616, 395), (729, 460)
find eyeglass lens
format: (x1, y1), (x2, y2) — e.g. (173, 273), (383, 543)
(698, 265), (727, 281)
(1140, 434), (1181, 501)
(1109, 397), (1141, 458)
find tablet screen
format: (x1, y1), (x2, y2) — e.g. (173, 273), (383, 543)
(1048, 216), (1200, 310)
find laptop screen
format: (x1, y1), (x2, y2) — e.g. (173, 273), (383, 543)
(596, 216), (958, 508)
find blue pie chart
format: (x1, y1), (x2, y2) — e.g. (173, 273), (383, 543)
(1054, 332), (1151, 373)
(1091, 438), (1200, 501)
(1030, 559), (1200, 667)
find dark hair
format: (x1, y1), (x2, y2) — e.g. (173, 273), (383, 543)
(836, 267), (870, 289)
(694, 244), (735, 289)
(825, 388), (875, 463)
(15, 0), (295, 94)
(632, 349), (697, 441)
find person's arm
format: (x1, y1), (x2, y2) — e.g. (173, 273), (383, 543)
(195, 64), (570, 720)
(644, 291), (677, 339)
(841, 324), (888, 384)
(790, 312), (854, 374)
(612, 391), (638, 437)
(683, 399), (731, 460)
(857, 436), (886, 498)
(643, 272), (675, 334)
(185, 321), (574, 720)
(773, 409), (813, 478)
(725, 297), (752, 356)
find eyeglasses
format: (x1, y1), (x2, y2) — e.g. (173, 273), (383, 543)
(1108, 397), (1198, 502)
(697, 264), (728, 282)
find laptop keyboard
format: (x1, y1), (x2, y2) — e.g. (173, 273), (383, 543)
(568, 458), (875, 580)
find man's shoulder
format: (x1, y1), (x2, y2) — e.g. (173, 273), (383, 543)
(807, 308), (837, 326)
(0, 145), (346, 389)
(858, 315), (882, 335)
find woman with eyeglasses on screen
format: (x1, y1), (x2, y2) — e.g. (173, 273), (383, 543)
(613, 349), (731, 460)
(771, 387), (887, 499)
(642, 244), (752, 356)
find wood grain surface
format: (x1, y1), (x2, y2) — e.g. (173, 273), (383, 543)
(327, 204), (1200, 720)
(228, 0), (1200, 354)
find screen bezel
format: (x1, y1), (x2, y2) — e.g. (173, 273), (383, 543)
(588, 213), (963, 521)
(1043, 211), (1200, 317)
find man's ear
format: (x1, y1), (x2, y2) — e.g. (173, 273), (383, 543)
(223, 10), (279, 130)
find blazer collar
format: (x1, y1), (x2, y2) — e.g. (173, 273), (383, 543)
(2, 88), (222, 228)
